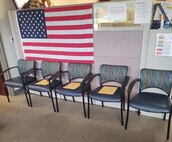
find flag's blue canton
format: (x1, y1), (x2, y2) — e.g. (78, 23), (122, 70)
(17, 9), (47, 39)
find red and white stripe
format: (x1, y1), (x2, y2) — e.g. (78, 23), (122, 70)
(20, 4), (94, 64)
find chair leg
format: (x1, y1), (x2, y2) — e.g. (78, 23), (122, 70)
(6, 94), (10, 102)
(125, 104), (130, 129)
(6, 89), (10, 102)
(91, 98), (93, 105)
(123, 94), (125, 110)
(63, 95), (67, 101)
(167, 110), (172, 140)
(120, 101), (124, 125)
(40, 92), (43, 96)
(101, 101), (104, 107)
(163, 113), (166, 121)
(26, 89), (32, 107)
(24, 89), (30, 106)
(54, 91), (59, 112)
(47, 92), (51, 98)
(3, 86), (10, 102)
(50, 91), (56, 112)
(82, 95), (86, 118)
(72, 96), (75, 102)
(88, 96), (90, 119)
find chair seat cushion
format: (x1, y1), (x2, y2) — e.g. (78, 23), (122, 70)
(28, 80), (60, 92)
(4, 76), (35, 88)
(129, 92), (171, 113)
(55, 83), (83, 97)
(89, 86), (122, 102)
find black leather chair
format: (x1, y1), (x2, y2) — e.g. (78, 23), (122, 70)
(55, 63), (92, 117)
(0, 59), (36, 106)
(26, 61), (62, 112)
(87, 64), (128, 125)
(125, 68), (172, 140)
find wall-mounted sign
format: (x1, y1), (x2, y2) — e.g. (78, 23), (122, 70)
(155, 33), (172, 56)
(107, 2), (127, 21)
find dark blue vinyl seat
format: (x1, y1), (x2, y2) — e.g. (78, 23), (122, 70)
(125, 68), (172, 140)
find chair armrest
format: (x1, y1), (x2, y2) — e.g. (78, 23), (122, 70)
(81, 73), (93, 86)
(87, 73), (100, 84)
(22, 69), (38, 84)
(47, 71), (67, 87)
(85, 73), (100, 92)
(127, 78), (140, 102)
(61, 71), (68, 74)
(48, 71), (62, 82)
(0, 66), (18, 76)
(21, 68), (38, 77)
(121, 76), (130, 91)
(48, 71), (67, 80)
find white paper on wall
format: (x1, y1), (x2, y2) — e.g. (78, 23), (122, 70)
(155, 33), (172, 56)
(134, 0), (152, 24)
(107, 2), (127, 21)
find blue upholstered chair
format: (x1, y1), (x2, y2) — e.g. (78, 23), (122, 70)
(55, 63), (92, 117)
(125, 68), (172, 140)
(0, 59), (36, 106)
(27, 61), (61, 112)
(87, 64), (128, 125)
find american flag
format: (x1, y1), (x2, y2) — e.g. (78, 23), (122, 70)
(16, 4), (94, 64)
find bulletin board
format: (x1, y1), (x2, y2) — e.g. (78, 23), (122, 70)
(94, 0), (152, 30)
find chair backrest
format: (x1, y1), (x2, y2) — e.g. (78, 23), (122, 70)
(41, 61), (61, 77)
(17, 59), (35, 75)
(140, 68), (172, 95)
(68, 63), (91, 81)
(100, 64), (128, 85)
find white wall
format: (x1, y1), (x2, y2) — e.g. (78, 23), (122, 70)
(0, 0), (17, 70)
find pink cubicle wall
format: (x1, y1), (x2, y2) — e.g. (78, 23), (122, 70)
(93, 31), (142, 79)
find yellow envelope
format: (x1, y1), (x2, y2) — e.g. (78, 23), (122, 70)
(98, 86), (118, 95)
(63, 82), (81, 89)
(36, 79), (49, 85)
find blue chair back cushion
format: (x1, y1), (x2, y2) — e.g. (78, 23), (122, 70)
(140, 68), (172, 95)
(100, 64), (128, 84)
(41, 61), (61, 77)
(68, 63), (91, 80)
(18, 59), (35, 74)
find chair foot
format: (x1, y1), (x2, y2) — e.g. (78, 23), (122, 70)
(87, 97), (90, 119)
(55, 93), (59, 112)
(167, 111), (171, 140)
(125, 106), (130, 129)
(50, 92), (56, 112)
(24, 89), (31, 107)
(72, 96), (75, 102)
(6, 94), (10, 102)
(63, 95), (67, 101)
(120, 102), (124, 126)
(101, 101), (104, 107)
(82, 96), (86, 118)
